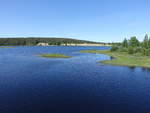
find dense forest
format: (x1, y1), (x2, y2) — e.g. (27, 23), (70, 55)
(111, 34), (150, 56)
(0, 37), (105, 46)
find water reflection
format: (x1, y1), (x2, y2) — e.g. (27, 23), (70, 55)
(126, 66), (150, 73)
(110, 56), (115, 60)
(142, 67), (150, 73)
(128, 66), (136, 71)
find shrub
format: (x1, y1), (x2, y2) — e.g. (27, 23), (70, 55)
(119, 47), (128, 52)
(110, 45), (119, 52)
(134, 47), (142, 53)
(128, 47), (134, 54)
(142, 48), (150, 56)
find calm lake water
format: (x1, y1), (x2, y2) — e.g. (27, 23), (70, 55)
(1, 46), (150, 113)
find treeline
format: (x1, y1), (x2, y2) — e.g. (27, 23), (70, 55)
(111, 34), (150, 56)
(0, 37), (104, 46)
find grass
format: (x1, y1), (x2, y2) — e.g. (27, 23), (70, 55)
(39, 53), (71, 58)
(80, 50), (150, 68)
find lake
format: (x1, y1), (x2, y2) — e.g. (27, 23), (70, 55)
(0, 46), (150, 113)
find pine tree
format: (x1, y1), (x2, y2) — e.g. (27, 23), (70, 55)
(129, 36), (139, 47)
(143, 34), (149, 48)
(148, 38), (150, 48)
(122, 38), (128, 48)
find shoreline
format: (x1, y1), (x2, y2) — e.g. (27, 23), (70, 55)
(0, 45), (111, 47)
(80, 50), (150, 68)
(60, 43), (111, 46)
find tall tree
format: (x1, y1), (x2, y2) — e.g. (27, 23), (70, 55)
(148, 38), (150, 48)
(122, 38), (128, 48)
(143, 34), (149, 48)
(129, 36), (139, 47)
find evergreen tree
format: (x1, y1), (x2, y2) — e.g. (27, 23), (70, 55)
(122, 38), (128, 48)
(129, 36), (139, 47)
(148, 37), (150, 48)
(143, 34), (149, 48)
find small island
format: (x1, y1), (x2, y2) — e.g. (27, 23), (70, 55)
(81, 34), (150, 68)
(39, 53), (71, 58)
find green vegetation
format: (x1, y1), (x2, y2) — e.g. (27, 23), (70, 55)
(39, 53), (71, 58)
(111, 34), (150, 56)
(80, 34), (150, 68)
(80, 50), (150, 68)
(0, 37), (105, 46)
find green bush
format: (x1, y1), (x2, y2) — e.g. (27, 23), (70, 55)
(142, 48), (150, 56)
(110, 46), (119, 52)
(119, 47), (128, 52)
(128, 47), (134, 54)
(134, 47), (142, 53)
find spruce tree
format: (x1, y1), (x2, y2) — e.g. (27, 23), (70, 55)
(122, 38), (128, 48)
(129, 36), (139, 47)
(143, 34), (149, 48)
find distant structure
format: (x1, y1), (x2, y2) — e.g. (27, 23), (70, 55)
(36, 42), (110, 46)
(61, 43), (108, 46)
(37, 43), (49, 46)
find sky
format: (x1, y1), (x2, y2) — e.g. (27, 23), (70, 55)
(0, 0), (150, 42)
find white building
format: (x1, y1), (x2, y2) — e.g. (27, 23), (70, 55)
(37, 43), (49, 46)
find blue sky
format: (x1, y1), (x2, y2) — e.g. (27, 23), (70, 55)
(0, 0), (150, 42)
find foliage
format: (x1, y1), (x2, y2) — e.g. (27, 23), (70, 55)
(128, 47), (134, 54)
(110, 45), (119, 52)
(119, 47), (128, 52)
(134, 47), (142, 53)
(142, 48), (150, 56)
(0, 38), (105, 46)
(142, 34), (150, 49)
(129, 36), (140, 47)
(112, 34), (150, 56)
(122, 38), (128, 48)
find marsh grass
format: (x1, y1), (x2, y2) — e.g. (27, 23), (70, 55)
(39, 53), (71, 58)
(80, 50), (150, 68)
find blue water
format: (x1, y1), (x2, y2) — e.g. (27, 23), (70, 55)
(0, 46), (150, 113)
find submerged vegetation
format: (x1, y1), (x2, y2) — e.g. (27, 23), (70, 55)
(0, 46), (14, 48)
(81, 34), (150, 68)
(39, 53), (71, 58)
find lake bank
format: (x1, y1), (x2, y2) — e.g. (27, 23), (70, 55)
(60, 43), (111, 46)
(80, 50), (150, 68)
(37, 43), (111, 47)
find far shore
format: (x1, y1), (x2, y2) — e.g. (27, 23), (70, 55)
(60, 43), (111, 46)
(37, 43), (111, 47)
(0, 44), (111, 47)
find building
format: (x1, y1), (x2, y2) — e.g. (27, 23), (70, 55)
(37, 43), (49, 46)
